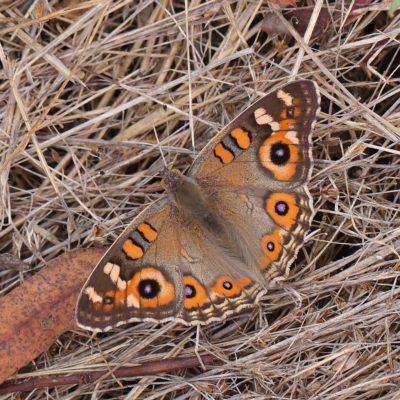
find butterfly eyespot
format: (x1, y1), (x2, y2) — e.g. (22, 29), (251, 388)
(271, 142), (290, 166)
(259, 131), (299, 180)
(104, 296), (114, 305)
(266, 193), (300, 229)
(275, 200), (289, 216)
(287, 106), (294, 118)
(260, 229), (284, 272)
(211, 277), (241, 297)
(261, 230), (282, 256)
(185, 284), (196, 298)
(222, 281), (233, 290)
(267, 241), (275, 252)
(138, 279), (161, 299)
(183, 276), (208, 309)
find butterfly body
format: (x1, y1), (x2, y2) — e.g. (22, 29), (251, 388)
(76, 80), (320, 331)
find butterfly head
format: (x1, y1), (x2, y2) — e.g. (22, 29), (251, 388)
(161, 168), (184, 193)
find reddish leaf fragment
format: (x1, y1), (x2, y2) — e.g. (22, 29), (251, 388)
(286, 8), (331, 38)
(345, 0), (373, 25)
(276, 1), (373, 39)
(269, 0), (297, 8)
(0, 247), (107, 385)
(357, 32), (400, 68)
(261, 13), (292, 36)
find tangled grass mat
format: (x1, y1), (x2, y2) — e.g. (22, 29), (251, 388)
(1, 0), (400, 398)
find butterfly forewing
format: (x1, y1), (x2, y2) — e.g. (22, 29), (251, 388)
(189, 80), (319, 190)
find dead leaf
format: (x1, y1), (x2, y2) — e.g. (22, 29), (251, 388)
(341, 0), (373, 25)
(268, 0), (297, 8)
(261, 13), (292, 36)
(286, 8), (331, 38)
(0, 247), (107, 385)
(265, 1), (374, 39)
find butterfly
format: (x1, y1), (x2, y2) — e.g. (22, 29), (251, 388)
(76, 80), (320, 331)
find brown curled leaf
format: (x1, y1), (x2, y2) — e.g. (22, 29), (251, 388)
(0, 247), (107, 385)
(263, 1), (372, 39)
(289, 1), (372, 38)
(286, 8), (331, 38)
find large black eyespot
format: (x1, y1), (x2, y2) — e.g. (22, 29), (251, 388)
(185, 285), (196, 298)
(138, 279), (161, 299)
(271, 142), (290, 165)
(287, 106), (294, 117)
(104, 296), (114, 305)
(275, 201), (289, 216)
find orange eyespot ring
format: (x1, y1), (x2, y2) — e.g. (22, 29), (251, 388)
(266, 193), (299, 229)
(183, 275), (208, 309)
(127, 267), (175, 308)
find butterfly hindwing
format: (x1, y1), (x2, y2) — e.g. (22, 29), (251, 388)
(173, 216), (264, 324)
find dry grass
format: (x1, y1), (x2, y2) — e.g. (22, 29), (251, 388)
(1, 0), (400, 398)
